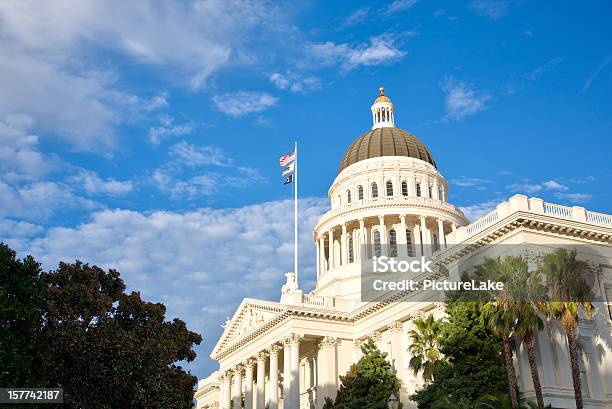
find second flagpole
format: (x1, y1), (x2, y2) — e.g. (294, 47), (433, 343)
(294, 141), (298, 287)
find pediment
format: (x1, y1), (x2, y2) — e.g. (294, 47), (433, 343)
(212, 298), (285, 356)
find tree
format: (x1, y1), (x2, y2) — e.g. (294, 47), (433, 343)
(326, 340), (400, 409)
(410, 302), (508, 409)
(478, 257), (520, 408)
(38, 261), (202, 408)
(407, 314), (443, 383)
(0, 243), (44, 387)
(538, 249), (593, 409)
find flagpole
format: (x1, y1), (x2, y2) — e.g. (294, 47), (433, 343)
(293, 141), (298, 287)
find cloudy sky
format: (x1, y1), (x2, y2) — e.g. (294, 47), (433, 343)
(1, 0), (611, 378)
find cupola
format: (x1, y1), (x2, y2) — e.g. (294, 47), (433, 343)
(371, 86), (395, 129)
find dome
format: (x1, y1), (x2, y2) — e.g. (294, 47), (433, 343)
(338, 127), (437, 173)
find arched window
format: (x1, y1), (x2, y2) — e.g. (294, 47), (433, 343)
(373, 230), (381, 257)
(337, 195), (341, 207)
(401, 181), (408, 196)
(389, 229), (397, 257)
(347, 190), (351, 203)
(416, 183), (422, 197)
(406, 229), (414, 257)
(386, 180), (393, 196)
(371, 182), (378, 198)
(358, 185), (364, 200)
(348, 235), (354, 263)
(428, 186), (433, 198)
(433, 234), (439, 252)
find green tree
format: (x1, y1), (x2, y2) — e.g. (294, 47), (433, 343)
(410, 302), (508, 409)
(0, 243), (44, 387)
(407, 314), (443, 383)
(38, 261), (202, 408)
(479, 257), (520, 408)
(538, 249), (593, 409)
(327, 340), (400, 409)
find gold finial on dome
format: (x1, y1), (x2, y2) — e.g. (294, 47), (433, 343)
(374, 86), (392, 104)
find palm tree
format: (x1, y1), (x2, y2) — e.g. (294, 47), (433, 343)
(503, 257), (546, 409)
(538, 249), (593, 409)
(407, 314), (443, 383)
(477, 256), (519, 408)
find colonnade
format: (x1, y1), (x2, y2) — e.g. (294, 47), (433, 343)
(316, 214), (458, 276)
(218, 334), (338, 409)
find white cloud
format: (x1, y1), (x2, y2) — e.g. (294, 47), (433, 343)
(269, 73), (321, 94)
(13, 197), (328, 377)
(343, 8), (369, 26)
(580, 54), (612, 94)
(508, 180), (568, 194)
(450, 177), (492, 189)
(554, 192), (592, 204)
(460, 200), (499, 221)
(306, 34), (408, 71)
(0, 115), (51, 181)
(147, 115), (194, 146)
(70, 169), (133, 196)
(469, 0), (510, 20)
(441, 78), (491, 121)
(169, 141), (232, 168)
(142, 92), (169, 111)
(212, 92), (278, 117)
(0, 181), (96, 220)
(385, 0), (418, 14)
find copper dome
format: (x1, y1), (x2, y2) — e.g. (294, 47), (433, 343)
(338, 127), (437, 173)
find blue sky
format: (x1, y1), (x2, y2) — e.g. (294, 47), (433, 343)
(1, 0), (611, 378)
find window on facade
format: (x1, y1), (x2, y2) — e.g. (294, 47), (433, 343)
(373, 230), (381, 257)
(406, 229), (414, 257)
(428, 186), (433, 198)
(348, 236), (354, 263)
(578, 346), (590, 398)
(358, 185), (364, 200)
(347, 190), (351, 203)
(386, 181), (393, 196)
(389, 229), (397, 257)
(401, 181), (408, 196)
(416, 183), (421, 197)
(433, 234), (439, 252)
(439, 188), (443, 201)
(337, 195), (341, 207)
(371, 182), (378, 198)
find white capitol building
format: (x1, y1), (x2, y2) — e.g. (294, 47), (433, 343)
(195, 89), (612, 409)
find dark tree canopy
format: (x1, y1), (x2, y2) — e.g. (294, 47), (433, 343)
(0, 243), (202, 409)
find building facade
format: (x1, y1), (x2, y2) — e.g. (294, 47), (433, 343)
(195, 88), (612, 409)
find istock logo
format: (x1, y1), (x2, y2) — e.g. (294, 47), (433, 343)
(372, 256), (433, 273)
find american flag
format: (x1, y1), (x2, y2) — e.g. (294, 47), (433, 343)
(279, 151), (295, 167)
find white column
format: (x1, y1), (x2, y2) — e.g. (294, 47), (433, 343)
(328, 228), (335, 270)
(233, 366), (243, 408)
(318, 236), (325, 274)
(437, 218), (446, 250)
(409, 175), (416, 196)
(389, 321), (407, 386)
(359, 219), (365, 261)
(441, 187), (446, 202)
(269, 345), (281, 409)
(222, 372), (232, 409)
(245, 360), (255, 409)
(315, 237), (320, 277)
(256, 352), (267, 409)
(421, 176), (429, 198)
(413, 223), (422, 258)
(317, 337), (338, 408)
(398, 215), (407, 257)
(289, 334), (303, 409)
(420, 216), (431, 257)
(283, 338), (291, 408)
(341, 224), (347, 266)
(432, 179), (439, 200)
(378, 215), (387, 257)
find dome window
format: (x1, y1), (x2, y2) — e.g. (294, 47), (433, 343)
(347, 190), (351, 203)
(371, 182), (378, 198)
(358, 185), (364, 201)
(401, 181), (408, 196)
(416, 183), (422, 197)
(348, 235), (354, 263)
(373, 230), (381, 257)
(389, 229), (398, 257)
(405, 229), (414, 257)
(386, 181), (393, 197)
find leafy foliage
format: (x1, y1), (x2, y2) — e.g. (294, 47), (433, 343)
(0, 243), (202, 409)
(410, 302), (508, 408)
(325, 340), (400, 409)
(407, 314), (444, 383)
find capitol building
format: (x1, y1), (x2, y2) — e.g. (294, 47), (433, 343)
(195, 89), (612, 409)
